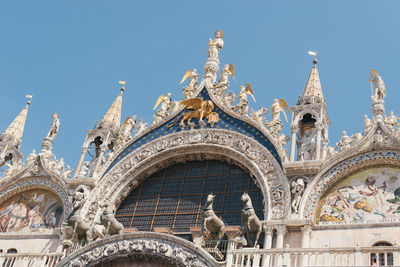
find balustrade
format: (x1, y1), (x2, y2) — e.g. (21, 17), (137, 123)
(228, 246), (400, 266)
(0, 252), (63, 267)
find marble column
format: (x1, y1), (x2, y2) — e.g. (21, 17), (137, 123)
(322, 138), (328, 159)
(301, 224), (312, 267)
(93, 144), (107, 176)
(274, 224), (287, 249)
(262, 225), (274, 267)
(315, 122), (323, 160)
(300, 224), (312, 248)
(263, 225), (274, 249)
(73, 146), (88, 178)
(290, 125), (299, 162)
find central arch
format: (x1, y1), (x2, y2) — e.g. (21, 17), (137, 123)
(115, 160), (264, 236)
(88, 129), (289, 222)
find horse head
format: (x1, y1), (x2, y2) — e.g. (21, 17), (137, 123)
(206, 193), (215, 204)
(241, 192), (250, 203)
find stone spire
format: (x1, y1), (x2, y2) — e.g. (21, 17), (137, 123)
(73, 82), (126, 179)
(298, 56), (324, 105)
(289, 53), (330, 162)
(0, 96), (32, 148)
(97, 86), (124, 133)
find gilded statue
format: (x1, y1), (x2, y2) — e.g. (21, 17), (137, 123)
(153, 93), (172, 124)
(119, 115), (137, 140)
(214, 64), (234, 97)
(219, 64), (234, 85)
(180, 69), (198, 99)
(233, 83), (255, 116)
(208, 30), (224, 59)
(169, 97), (219, 127)
(265, 99), (290, 136)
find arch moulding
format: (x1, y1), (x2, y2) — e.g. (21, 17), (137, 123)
(293, 109), (321, 125)
(86, 129), (289, 221)
(299, 149), (400, 221)
(58, 232), (220, 267)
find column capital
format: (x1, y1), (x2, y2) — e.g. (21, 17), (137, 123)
(274, 224), (287, 236)
(301, 224), (313, 235)
(315, 122), (324, 130)
(290, 125), (299, 132)
(81, 147), (88, 153)
(99, 144), (107, 152)
(263, 225), (274, 234)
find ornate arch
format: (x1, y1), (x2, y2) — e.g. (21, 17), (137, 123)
(300, 149), (400, 221)
(293, 109), (321, 125)
(0, 157), (71, 218)
(86, 129), (289, 221)
(58, 232), (219, 267)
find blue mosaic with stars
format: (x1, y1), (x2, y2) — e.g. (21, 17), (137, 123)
(105, 89), (281, 174)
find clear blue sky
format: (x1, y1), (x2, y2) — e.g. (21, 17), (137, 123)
(1, 1), (400, 168)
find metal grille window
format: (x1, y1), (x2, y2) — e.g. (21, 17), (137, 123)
(116, 160), (264, 234)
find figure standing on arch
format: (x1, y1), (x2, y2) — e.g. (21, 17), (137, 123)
(370, 69), (386, 102)
(208, 30), (224, 60)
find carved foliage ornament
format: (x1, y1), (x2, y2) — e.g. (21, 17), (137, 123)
(65, 239), (210, 267)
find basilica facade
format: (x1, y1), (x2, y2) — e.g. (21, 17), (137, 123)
(0, 31), (399, 267)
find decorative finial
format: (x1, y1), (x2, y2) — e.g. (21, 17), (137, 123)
(26, 94), (33, 105)
(308, 51), (317, 65)
(118, 80), (126, 92)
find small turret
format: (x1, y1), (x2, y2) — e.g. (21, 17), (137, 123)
(289, 53), (330, 162)
(0, 95), (32, 167)
(73, 83), (125, 179)
(96, 86), (124, 133)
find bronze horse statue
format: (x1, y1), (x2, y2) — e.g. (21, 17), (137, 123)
(241, 192), (262, 247)
(201, 193), (225, 246)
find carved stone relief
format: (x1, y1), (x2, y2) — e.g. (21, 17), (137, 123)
(59, 234), (218, 267)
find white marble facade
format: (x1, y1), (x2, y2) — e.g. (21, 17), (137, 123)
(0, 32), (399, 267)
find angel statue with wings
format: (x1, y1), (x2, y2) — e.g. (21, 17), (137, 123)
(265, 99), (290, 136)
(119, 115), (137, 143)
(233, 83), (255, 116)
(180, 69), (198, 99)
(152, 93), (172, 125)
(169, 97), (219, 128)
(214, 64), (234, 97)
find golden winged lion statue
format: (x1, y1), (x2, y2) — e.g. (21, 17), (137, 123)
(169, 97), (219, 127)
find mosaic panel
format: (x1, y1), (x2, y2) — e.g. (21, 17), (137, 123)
(0, 189), (63, 232)
(317, 166), (400, 224)
(305, 150), (400, 221)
